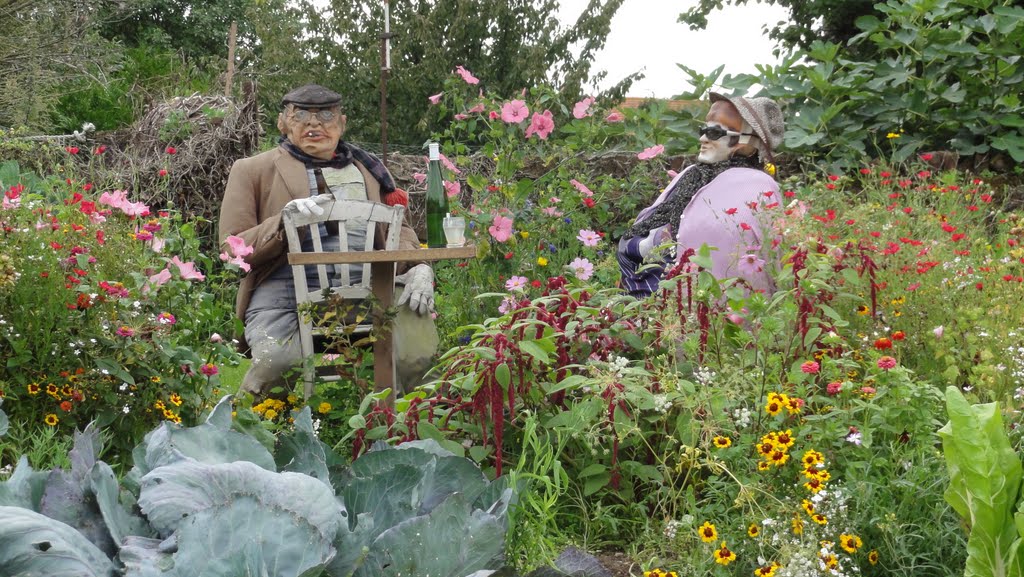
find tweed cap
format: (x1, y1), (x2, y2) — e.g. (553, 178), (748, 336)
(709, 92), (784, 160)
(281, 84), (342, 108)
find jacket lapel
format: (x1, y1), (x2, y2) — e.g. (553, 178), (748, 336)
(274, 148), (309, 201)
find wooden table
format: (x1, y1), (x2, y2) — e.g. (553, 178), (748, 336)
(287, 245), (477, 395)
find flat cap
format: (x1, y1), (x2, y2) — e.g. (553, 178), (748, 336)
(281, 84), (342, 108)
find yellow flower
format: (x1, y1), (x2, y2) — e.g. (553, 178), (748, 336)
(697, 521), (718, 543)
(812, 513), (828, 525)
(536, 256), (548, 266)
(44, 413), (59, 426)
(839, 533), (863, 554)
(317, 402), (332, 414)
(169, 393), (183, 407)
(757, 461), (771, 472)
(154, 400), (166, 410)
(519, 231), (530, 239)
(886, 132), (901, 139)
(792, 516), (804, 535)
(803, 477), (825, 493)
(868, 550), (879, 565)
(802, 499), (815, 515)
(27, 382), (41, 395)
(856, 304), (870, 315)
(151, 375), (161, 383)
(820, 552), (839, 570)
(764, 162), (777, 176)
(713, 436), (732, 449)
(264, 409), (279, 420)
(162, 409), (177, 421)
(801, 450), (824, 468)
(748, 523), (760, 538)
(714, 542), (736, 566)
(774, 429), (795, 449)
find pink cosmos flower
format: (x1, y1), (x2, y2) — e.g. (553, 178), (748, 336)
(737, 253), (765, 277)
(877, 356), (897, 370)
(455, 65), (479, 85)
(525, 110), (555, 139)
(800, 360), (820, 374)
(570, 179), (594, 197)
(637, 144), (665, 160)
(156, 312), (176, 325)
(576, 229), (601, 247)
(199, 363), (219, 376)
(116, 326), (135, 338)
(170, 255), (205, 281)
(542, 207), (563, 217)
(440, 153), (462, 175)
(505, 275), (528, 291)
(572, 96), (595, 119)
(428, 92), (443, 104)
(605, 111), (625, 123)
(500, 100), (529, 123)
(569, 257), (594, 281)
(933, 325), (944, 339)
(498, 296), (516, 315)
(444, 180), (461, 198)
(488, 214), (514, 242)
(412, 172), (426, 185)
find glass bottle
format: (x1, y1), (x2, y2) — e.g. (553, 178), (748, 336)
(425, 142), (449, 248)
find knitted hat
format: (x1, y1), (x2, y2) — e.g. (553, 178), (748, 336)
(281, 84), (342, 108)
(709, 92), (784, 160)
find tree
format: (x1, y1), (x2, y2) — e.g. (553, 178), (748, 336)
(242, 0), (635, 146)
(0, 0), (118, 130)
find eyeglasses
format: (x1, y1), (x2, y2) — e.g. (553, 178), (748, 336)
(699, 125), (753, 141)
(288, 108), (338, 123)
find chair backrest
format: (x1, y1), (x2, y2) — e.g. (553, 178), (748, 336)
(282, 197), (405, 305)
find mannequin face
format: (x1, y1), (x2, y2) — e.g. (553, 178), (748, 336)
(697, 101), (746, 164)
(278, 105), (346, 160)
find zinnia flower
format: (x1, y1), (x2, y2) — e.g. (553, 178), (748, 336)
(877, 356), (897, 370)
(800, 360), (820, 374)
(199, 363), (219, 376)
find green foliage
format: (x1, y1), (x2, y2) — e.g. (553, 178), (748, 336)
(716, 0), (1024, 169)
(0, 397), (514, 577)
(245, 0), (637, 145)
(940, 387), (1024, 577)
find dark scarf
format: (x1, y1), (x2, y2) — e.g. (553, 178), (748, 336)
(279, 137), (396, 193)
(625, 155), (762, 238)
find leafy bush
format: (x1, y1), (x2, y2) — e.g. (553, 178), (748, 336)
(0, 396), (514, 577)
(0, 156), (240, 467)
(720, 0), (1024, 169)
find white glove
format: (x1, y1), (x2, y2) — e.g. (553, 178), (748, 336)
(637, 226), (673, 258)
(284, 197), (325, 218)
(395, 264), (435, 316)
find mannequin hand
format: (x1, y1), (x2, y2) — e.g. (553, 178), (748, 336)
(395, 264), (435, 316)
(284, 197), (325, 218)
(637, 226), (673, 258)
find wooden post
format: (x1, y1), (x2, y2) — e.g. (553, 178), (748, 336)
(225, 21), (237, 97)
(379, 1), (392, 165)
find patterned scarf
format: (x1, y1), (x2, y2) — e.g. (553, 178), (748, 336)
(626, 155), (762, 238)
(279, 137), (395, 193)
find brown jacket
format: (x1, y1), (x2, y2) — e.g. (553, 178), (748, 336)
(218, 145), (421, 333)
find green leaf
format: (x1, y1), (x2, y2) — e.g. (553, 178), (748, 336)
(578, 463), (607, 478)
(94, 358), (134, 386)
(0, 507), (117, 576)
(518, 340), (551, 364)
(0, 456), (47, 509)
(493, 363), (512, 389)
(583, 473), (610, 496)
(939, 387), (1024, 577)
(542, 374), (589, 395)
(276, 406), (331, 484)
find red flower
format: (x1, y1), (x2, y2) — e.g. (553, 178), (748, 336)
(892, 330), (906, 341)
(920, 153), (934, 161)
(783, 190), (795, 198)
(874, 337), (893, 350)
(917, 170), (931, 178)
(60, 401), (73, 412)
(724, 207), (738, 215)
(165, 146), (177, 154)
(158, 169), (169, 177)
(531, 280), (542, 288)
(860, 168), (871, 175)
(93, 145), (107, 155)
(582, 198), (595, 208)
(65, 146), (80, 154)
(880, 171), (892, 177)
(504, 251), (514, 260)
(826, 183), (836, 190)
(828, 174), (840, 181)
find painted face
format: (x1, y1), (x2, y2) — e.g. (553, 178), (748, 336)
(697, 101), (745, 164)
(280, 105), (346, 160)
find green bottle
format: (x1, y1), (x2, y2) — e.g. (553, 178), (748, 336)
(425, 142), (449, 248)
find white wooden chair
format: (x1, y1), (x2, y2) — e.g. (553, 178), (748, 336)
(281, 197), (405, 398)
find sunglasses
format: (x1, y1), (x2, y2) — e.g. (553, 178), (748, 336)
(288, 108), (338, 123)
(699, 125), (753, 141)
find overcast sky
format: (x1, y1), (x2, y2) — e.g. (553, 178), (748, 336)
(556, 0), (789, 98)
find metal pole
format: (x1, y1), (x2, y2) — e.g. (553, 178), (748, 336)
(379, 0), (392, 166)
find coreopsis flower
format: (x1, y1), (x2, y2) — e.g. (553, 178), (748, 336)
(714, 542), (736, 566)
(712, 436), (731, 449)
(747, 524), (760, 538)
(45, 414), (59, 426)
(840, 534), (863, 553)
(868, 550), (880, 565)
(697, 521), (718, 543)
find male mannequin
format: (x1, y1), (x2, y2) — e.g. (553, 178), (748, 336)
(219, 84), (435, 396)
(617, 92), (785, 298)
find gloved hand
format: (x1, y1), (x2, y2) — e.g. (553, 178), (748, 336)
(283, 197), (325, 218)
(637, 226), (673, 258)
(395, 264), (435, 316)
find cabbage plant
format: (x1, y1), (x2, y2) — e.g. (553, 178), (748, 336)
(0, 396), (513, 577)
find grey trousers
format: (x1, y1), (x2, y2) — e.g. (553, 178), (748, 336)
(241, 277), (438, 396)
